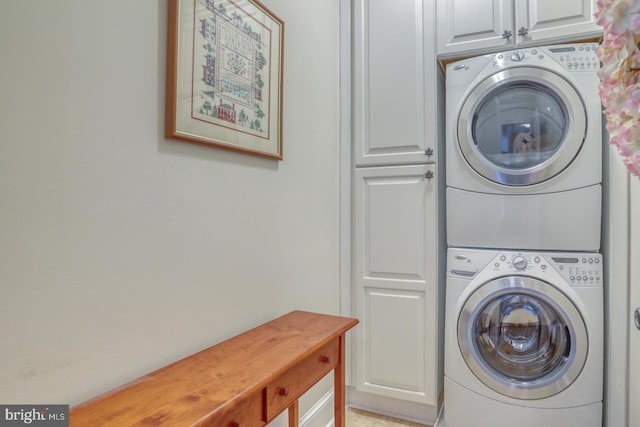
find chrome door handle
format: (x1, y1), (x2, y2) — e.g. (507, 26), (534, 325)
(502, 30), (512, 40)
(635, 308), (640, 330)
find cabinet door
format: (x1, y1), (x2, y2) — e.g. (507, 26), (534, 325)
(353, 165), (438, 405)
(630, 177), (640, 424)
(436, 0), (513, 56)
(515, 0), (600, 45)
(353, 0), (437, 166)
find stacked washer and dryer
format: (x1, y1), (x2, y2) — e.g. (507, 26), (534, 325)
(443, 44), (604, 427)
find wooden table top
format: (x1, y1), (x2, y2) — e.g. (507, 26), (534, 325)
(70, 310), (359, 426)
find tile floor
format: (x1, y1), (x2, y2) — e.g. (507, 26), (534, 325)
(346, 407), (431, 427)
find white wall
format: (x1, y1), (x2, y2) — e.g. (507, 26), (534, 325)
(0, 0), (342, 418)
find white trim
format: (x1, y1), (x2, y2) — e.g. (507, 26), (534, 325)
(339, 0), (352, 319)
(300, 389), (335, 427)
(603, 143), (630, 427)
(338, 0), (355, 389)
(347, 386), (438, 425)
(433, 404), (445, 427)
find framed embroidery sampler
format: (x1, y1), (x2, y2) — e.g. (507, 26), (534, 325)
(166, 0), (284, 159)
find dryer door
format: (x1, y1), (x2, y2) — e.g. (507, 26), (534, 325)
(458, 275), (588, 400)
(457, 67), (587, 186)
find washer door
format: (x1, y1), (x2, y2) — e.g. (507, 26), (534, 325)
(457, 67), (587, 186)
(458, 276), (588, 400)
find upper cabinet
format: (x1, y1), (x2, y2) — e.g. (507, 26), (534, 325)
(353, 0), (438, 166)
(436, 0), (602, 57)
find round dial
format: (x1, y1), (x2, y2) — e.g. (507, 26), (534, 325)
(510, 51), (525, 61)
(512, 256), (528, 270)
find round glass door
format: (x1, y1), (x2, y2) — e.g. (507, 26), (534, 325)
(457, 67), (587, 186)
(458, 276), (588, 400)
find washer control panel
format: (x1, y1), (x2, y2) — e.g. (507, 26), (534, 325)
(492, 253), (545, 273)
(448, 249), (603, 287)
(548, 254), (603, 287)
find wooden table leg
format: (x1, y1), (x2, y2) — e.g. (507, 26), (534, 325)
(288, 400), (299, 427)
(334, 334), (346, 427)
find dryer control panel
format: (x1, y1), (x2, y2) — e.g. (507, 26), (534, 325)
(545, 43), (600, 72)
(490, 43), (600, 73)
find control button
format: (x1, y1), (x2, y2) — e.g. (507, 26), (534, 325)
(595, 258), (600, 263)
(570, 276), (576, 281)
(500, 255), (507, 261)
(531, 49), (538, 55)
(583, 276), (588, 281)
(590, 276), (594, 281)
(596, 276), (600, 281)
(588, 258), (593, 264)
(534, 256), (540, 263)
(576, 276), (582, 281)
(582, 258), (587, 263)
(494, 263), (500, 268)
(512, 256), (528, 270)
(541, 264), (547, 270)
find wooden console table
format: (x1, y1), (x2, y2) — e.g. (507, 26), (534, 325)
(70, 311), (358, 426)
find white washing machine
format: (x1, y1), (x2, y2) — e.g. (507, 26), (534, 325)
(445, 43), (602, 251)
(443, 248), (603, 427)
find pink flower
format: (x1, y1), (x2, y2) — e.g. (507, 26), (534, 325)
(596, 0), (640, 177)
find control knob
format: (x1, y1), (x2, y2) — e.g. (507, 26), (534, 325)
(512, 256), (528, 270)
(510, 51), (525, 62)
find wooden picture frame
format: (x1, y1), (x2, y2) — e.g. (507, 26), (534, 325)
(166, 0), (284, 160)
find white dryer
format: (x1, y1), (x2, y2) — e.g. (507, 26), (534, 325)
(443, 248), (603, 427)
(445, 43), (602, 251)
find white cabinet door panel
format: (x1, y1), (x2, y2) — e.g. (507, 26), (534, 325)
(359, 288), (433, 403)
(354, 164), (438, 405)
(436, 0), (512, 55)
(353, 0), (436, 166)
(355, 165), (437, 288)
(363, 175), (428, 283)
(436, 0), (601, 57)
(517, 0), (600, 45)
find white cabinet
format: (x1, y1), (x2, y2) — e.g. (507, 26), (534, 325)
(436, 0), (601, 57)
(350, 0), (443, 418)
(354, 165), (441, 406)
(353, 0), (438, 166)
(353, 165), (440, 405)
